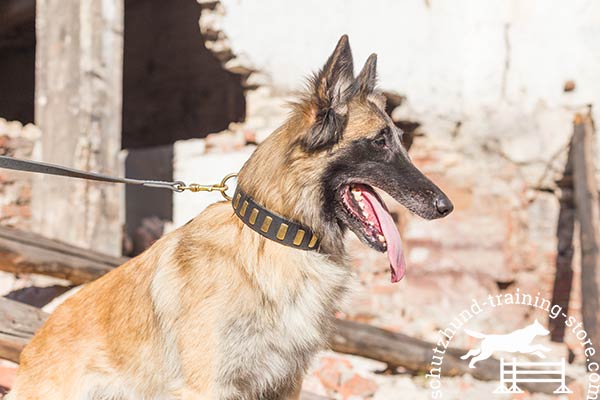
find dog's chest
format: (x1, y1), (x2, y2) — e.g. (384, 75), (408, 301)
(217, 261), (350, 399)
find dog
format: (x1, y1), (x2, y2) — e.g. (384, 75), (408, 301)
(461, 319), (551, 368)
(8, 35), (453, 399)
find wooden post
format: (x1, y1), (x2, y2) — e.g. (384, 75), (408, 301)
(572, 112), (600, 366)
(549, 140), (575, 342)
(32, 0), (124, 256)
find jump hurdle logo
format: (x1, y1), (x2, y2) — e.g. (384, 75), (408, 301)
(461, 319), (572, 394)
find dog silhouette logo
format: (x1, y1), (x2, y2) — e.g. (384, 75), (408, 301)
(461, 319), (551, 368)
(461, 319), (572, 395)
(426, 292), (590, 397)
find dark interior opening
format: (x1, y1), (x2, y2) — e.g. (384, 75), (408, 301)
(122, 0), (246, 255)
(0, 1), (247, 256)
(0, 4), (35, 124)
(122, 0), (246, 149)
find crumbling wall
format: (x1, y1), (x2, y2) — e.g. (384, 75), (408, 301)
(190, 0), (594, 332)
(184, 2), (600, 396)
(0, 118), (40, 230)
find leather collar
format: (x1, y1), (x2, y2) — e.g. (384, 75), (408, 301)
(232, 187), (321, 251)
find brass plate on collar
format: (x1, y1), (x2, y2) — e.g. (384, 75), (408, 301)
(293, 230), (305, 246)
(261, 216), (273, 232)
(240, 200), (249, 217)
(249, 208), (259, 225)
(276, 223), (288, 240)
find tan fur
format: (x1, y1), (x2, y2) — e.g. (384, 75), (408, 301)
(11, 202), (351, 399)
(10, 37), (400, 400)
(239, 97), (389, 254)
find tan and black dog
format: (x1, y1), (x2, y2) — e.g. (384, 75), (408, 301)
(9, 35), (452, 400)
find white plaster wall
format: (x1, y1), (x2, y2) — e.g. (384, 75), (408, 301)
(171, 139), (251, 228)
(215, 0), (600, 166)
(174, 0), (600, 227)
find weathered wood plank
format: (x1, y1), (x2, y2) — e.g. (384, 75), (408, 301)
(572, 112), (600, 366)
(332, 318), (473, 375)
(549, 139), (575, 342)
(0, 297), (334, 399)
(0, 297), (47, 363)
(32, 0), (125, 256)
(0, 225), (125, 284)
(0, 294), (563, 394)
(0, 230), (568, 393)
(332, 318), (565, 394)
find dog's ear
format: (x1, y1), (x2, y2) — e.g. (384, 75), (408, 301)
(355, 53), (377, 95)
(302, 35), (354, 151)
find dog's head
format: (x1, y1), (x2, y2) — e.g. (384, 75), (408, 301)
(238, 35), (453, 281)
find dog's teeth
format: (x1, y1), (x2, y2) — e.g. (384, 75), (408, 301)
(377, 234), (386, 243)
(352, 191), (362, 201)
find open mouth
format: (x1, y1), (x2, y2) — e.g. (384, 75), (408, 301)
(340, 184), (406, 283)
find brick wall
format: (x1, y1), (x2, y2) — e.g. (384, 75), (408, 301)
(0, 118), (40, 230)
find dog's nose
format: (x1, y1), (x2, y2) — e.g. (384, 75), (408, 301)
(435, 196), (454, 216)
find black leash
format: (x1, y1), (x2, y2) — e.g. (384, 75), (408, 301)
(0, 155), (237, 199)
(0, 155), (319, 250)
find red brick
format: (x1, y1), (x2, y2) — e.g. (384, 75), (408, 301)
(316, 364), (341, 392)
(1, 204), (29, 219)
(18, 185), (31, 200)
(338, 373), (378, 399)
(0, 366), (16, 390)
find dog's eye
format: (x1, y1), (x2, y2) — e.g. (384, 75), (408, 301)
(373, 127), (389, 147)
(373, 136), (386, 147)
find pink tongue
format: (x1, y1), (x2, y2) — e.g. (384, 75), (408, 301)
(362, 191), (407, 283)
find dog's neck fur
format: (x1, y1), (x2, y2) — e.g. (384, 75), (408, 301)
(237, 111), (347, 262)
(172, 203), (352, 398)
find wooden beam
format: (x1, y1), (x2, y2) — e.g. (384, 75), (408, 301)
(0, 298), (328, 400)
(32, 0), (125, 256)
(549, 140), (575, 342)
(572, 112), (600, 366)
(0, 225), (125, 284)
(0, 297), (47, 363)
(0, 297), (564, 394)
(0, 231), (570, 393)
(0, 0), (35, 36)
(331, 318), (481, 376)
(331, 318), (563, 394)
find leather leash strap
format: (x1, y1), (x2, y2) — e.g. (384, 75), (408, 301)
(0, 155), (183, 191)
(0, 155), (318, 250)
(0, 155), (237, 197)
